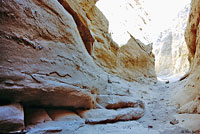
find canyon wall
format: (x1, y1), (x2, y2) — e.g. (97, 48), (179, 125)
(0, 0), (156, 133)
(154, 5), (190, 77)
(174, 0), (200, 114)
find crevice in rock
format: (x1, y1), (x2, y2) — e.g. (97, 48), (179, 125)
(0, 31), (39, 50)
(58, 0), (94, 55)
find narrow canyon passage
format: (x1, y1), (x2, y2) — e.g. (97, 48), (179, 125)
(0, 0), (200, 133)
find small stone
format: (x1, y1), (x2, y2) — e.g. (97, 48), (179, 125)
(170, 119), (179, 125)
(165, 81), (169, 84)
(148, 125), (153, 128)
(108, 79), (112, 83)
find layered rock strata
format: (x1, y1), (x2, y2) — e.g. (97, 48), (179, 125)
(0, 0), (156, 133)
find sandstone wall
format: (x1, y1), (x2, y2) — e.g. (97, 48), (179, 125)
(0, 0), (157, 132)
(59, 0), (157, 82)
(0, 0), (156, 107)
(0, 0), (104, 109)
(173, 0), (200, 114)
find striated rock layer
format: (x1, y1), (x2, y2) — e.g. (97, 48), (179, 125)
(0, 0), (99, 109)
(0, 0), (157, 132)
(58, 0), (157, 82)
(174, 0), (200, 114)
(0, 0), (156, 108)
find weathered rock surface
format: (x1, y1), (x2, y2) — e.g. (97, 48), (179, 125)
(58, 0), (157, 82)
(174, 114), (200, 131)
(75, 121), (159, 134)
(47, 109), (81, 121)
(0, 0), (155, 110)
(0, 0), (103, 109)
(117, 37), (156, 82)
(0, 0), (158, 132)
(24, 108), (51, 125)
(26, 120), (84, 134)
(97, 95), (144, 109)
(173, 0), (200, 115)
(0, 103), (24, 133)
(154, 5), (190, 77)
(79, 96), (144, 124)
(79, 107), (144, 124)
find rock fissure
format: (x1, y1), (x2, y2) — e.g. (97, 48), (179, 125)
(58, 0), (94, 55)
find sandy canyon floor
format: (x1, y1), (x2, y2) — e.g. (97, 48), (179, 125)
(26, 76), (198, 134)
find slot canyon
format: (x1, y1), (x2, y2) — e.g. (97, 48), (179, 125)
(0, 0), (199, 133)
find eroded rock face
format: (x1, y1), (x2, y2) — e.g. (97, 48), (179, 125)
(58, 0), (156, 82)
(79, 107), (144, 124)
(24, 108), (52, 125)
(0, 0), (155, 131)
(117, 37), (156, 82)
(0, 103), (24, 133)
(0, 0), (102, 109)
(173, 0), (200, 114)
(154, 5), (190, 77)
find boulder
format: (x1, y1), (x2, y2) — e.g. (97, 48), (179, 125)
(0, 103), (24, 133)
(97, 95), (144, 109)
(116, 37), (156, 82)
(78, 106), (144, 124)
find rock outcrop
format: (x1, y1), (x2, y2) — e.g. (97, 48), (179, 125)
(59, 0), (157, 82)
(117, 37), (156, 82)
(0, 0), (99, 109)
(173, 0), (200, 114)
(154, 5), (190, 77)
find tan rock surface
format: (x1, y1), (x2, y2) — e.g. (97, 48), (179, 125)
(59, 0), (156, 82)
(0, 103), (24, 133)
(97, 95), (144, 109)
(0, 0), (103, 109)
(0, 0), (172, 133)
(173, 0), (200, 114)
(117, 37), (156, 82)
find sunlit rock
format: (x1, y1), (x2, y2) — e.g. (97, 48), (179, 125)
(154, 4), (190, 77)
(173, 0), (200, 115)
